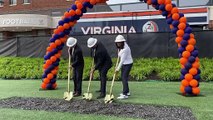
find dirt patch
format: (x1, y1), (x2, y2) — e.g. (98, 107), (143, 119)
(146, 71), (161, 80)
(0, 97), (195, 120)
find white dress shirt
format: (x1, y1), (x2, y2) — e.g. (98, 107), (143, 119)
(116, 42), (133, 71)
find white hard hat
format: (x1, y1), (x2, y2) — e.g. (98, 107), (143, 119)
(115, 35), (126, 42)
(87, 37), (97, 48)
(66, 37), (77, 47)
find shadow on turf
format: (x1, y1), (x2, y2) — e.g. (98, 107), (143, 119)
(176, 93), (206, 97)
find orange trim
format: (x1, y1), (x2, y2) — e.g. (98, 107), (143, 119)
(82, 7), (207, 19)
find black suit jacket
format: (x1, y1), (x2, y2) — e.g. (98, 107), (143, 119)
(69, 44), (84, 68)
(93, 42), (112, 70)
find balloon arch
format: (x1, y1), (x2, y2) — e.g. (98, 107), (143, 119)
(41, 0), (201, 96)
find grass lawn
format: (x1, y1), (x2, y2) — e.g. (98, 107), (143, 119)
(0, 79), (212, 120)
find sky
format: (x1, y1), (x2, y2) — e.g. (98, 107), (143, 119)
(106, 0), (139, 5)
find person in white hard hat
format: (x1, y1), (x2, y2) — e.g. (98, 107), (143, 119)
(87, 37), (112, 99)
(115, 35), (133, 99)
(66, 37), (84, 97)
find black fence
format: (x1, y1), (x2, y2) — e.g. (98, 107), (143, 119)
(1, 30), (213, 58)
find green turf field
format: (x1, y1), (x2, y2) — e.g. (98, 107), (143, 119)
(0, 80), (212, 120)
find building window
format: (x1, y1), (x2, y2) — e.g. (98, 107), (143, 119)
(0, 0), (4, 7)
(23, 0), (30, 4)
(9, 0), (17, 5)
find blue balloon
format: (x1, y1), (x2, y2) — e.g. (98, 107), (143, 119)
(64, 29), (71, 35)
(183, 33), (190, 41)
(64, 18), (70, 23)
(178, 47), (185, 54)
(53, 34), (60, 39)
(185, 86), (192, 94)
(162, 11), (168, 16)
(53, 62), (59, 67)
(47, 83), (53, 90)
(151, 0), (158, 5)
(50, 79), (56, 84)
(185, 62), (192, 70)
(179, 54), (182, 58)
(180, 75), (185, 80)
(188, 56), (196, 63)
(68, 16), (75, 22)
(191, 50), (198, 57)
(42, 73), (47, 78)
(58, 20), (64, 26)
(197, 69), (201, 74)
(155, 4), (160, 10)
(179, 13), (184, 17)
(71, 5), (77, 10)
(52, 48), (58, 55)
(50, 38), (57, 42)
(45, 65), (55, 74)
(88, 3), (93, 9)
(171, 27), (178, 34)
(59, 32), (65, 38)
(172, 3), (176, 7)
(181, 68), (188, 75)
(83, 2), (90, 7)
(166, 17), (173, 24)
(194, 74), (201, 81)
(44, 55), (49, 60)
(185, 27), (192, 33)
(172, 20), (179, 27)
(180, 40), (188, 47)
(159, 4), (165, 11)
(82, 8), (87, 13)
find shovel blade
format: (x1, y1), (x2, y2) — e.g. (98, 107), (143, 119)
(104, 94), (114, 104)
(64, 91), (73, 101)
(83, 93), (93, 100)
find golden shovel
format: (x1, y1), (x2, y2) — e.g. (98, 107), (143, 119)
(104, 55), (120, 104)
(63, 47), (73, 101)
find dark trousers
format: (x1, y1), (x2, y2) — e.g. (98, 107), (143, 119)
(98, 65), (111, 95)
(121, 64), (133, 95)
(73, 65), (84, 94)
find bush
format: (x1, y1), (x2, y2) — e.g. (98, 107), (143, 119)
(0, 57), (212, 82)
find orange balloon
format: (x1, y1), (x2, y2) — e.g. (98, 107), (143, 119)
(188, 38), (196, 45)
(185, 74), (193, 81)
(175, 37), (183, 44)
(47, 73), (54, 79)
(63, 23), (70, 30)
(170, 25), (174, 29)
(53, 29), (60, 34)
(165, 0), (171, 4)
(182, 51), (191, 58)
(181, 65), (185, 69)
(75, 9), (82, 15)
(158, 0), (165, 4)
(192, 62), (200, 68)
(178, 44), (181, 48)
(180, 57), (188, 65)
(53, 83), (57, 89)
(178, 23), (186, 30)
(147, 0), (152, 5)
(196, 57), (199, 62)
(50, 43), (56, 49)
(58, 26), (64, 32)
(77, 3), (83, 9)
(190, 79), (198, 87)
(172, 13), (180, 20)
(43, 78), (50, 84)
(186, 45), (194, 52)
(41, 83), (47, 89)
(46, 60), (52, 65)
(181, 80), (189, 87)
(64, 11), (70, 18)
(176, 30), (184, 37)
(171, 7), (179, 14)
(51, 69), (58, 75)
(190, 34), (195, 38)
(47, 47), (52, 52)
(180, 85), (185, 93)
(179, 17), (187, 23)
(50, 56), (57, 62)
(189, 68), (198, 75)
(55, 40), (62, 46)
(68, 10), (76, 16)
(60, 37), (67, 43)
(55, 53), (61, 58)
(90, 0), (96, 5)
(165, 4), (172, 11)
(192, 87), (200, 95)
(75, 0), (80, 5)
(69, 22), (75, 27)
